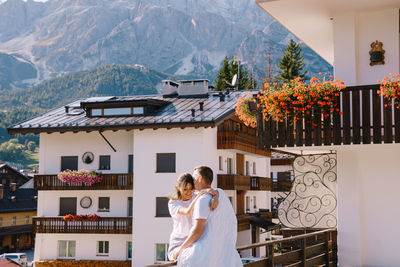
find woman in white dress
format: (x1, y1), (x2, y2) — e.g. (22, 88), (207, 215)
(167, 173), (218, 261)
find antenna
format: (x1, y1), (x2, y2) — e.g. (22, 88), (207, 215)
(225, 74), (238, 87)
(231, 74), (237, 86)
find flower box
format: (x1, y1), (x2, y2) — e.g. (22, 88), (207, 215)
(57, 170), (103, 185)
(63, 214), (100, 221)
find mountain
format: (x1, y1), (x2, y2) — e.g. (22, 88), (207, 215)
(0, 52), (37, 89)
(0, 0), (332, 85)
(0, 64), (174, 111)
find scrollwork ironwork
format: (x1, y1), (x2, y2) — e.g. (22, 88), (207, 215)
(278, 153), (337, 228)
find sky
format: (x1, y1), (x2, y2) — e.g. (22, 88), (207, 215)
(0, 0), (48, 3)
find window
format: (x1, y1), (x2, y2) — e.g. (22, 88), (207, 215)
(92, 109), (102, 116)
(99, 155), (111, 170)
(155, 197), (170, 217)
(128, 154), (134, 174)
(156, 243), (169, 262)
(127, 242), (132, 260)
(61, 156), (78, 171)
(128, 197), (133, 217)
(227, 158), (233, 174)
(58, 240), (76, 259)
(156, 153), (176, 173)
(97, 241), (109, 256)
(133, 107), (144, 115)
(245, 161), (250, 176)
(25, 216), (30, 224)
(245, 196), (250, 212)
(218, 156), (223, 171)
(60, 198), (77, 216)
(0, 217), (2, 226)
(11, 216), (16, 225)
(98, 197), (110, 212)
(104, 107), (131, 116)
(253, 162), (256, 174)
(253, 196), (257, 209)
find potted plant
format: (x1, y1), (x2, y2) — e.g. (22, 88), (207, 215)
(257, 76), (345, 122)
(57, 170), (103, 185)
(63, 214), (100, 221)
(235, 93), (257, 128)
(378, 72), (400, 109)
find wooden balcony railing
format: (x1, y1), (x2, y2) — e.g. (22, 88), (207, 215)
(272, 181), (292, 192)
(218, 131), (270, 156)
(237, 228), (337, 267)
(237, 212), (272, 232)
(258, 84), (400, 148)
(33, 217), (132, 234)
(34, 173), (133, 190)
(145, 228), (337, 267)
(237, 214), (251, 232)
(217, 174), (251, 190)
(217, 174), (272, 191)
(251, 176), (272, 191)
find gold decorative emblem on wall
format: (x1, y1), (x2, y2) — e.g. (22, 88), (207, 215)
(369, 40), (385, 66)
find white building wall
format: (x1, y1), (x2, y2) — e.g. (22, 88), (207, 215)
(34, 234), (131, 261)
(337, 144), (400, 266)
(38, 131), (133, 174)
(236, 230), (252, 257)
(333, 8), (399, 86)
(132, 127), (218, 267)
(281, 144), (400, 266)
(37, 190), (132, 217)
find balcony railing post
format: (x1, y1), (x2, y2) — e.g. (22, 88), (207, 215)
(301, 237), (306, 267)
(325, 231), (330, 265)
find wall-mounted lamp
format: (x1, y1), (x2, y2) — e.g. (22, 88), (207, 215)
(369, 40), (385, 66)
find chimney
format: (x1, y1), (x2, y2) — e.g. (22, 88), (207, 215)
(0, 184), (3, 200)
(10, 183), (16, 192)
(219, 92), (225, 102)
(199, 102), (204, 111)
(191, 109), (195, 117)
(65, 106), (69, 113)
(178, 80), (209, 96)
(162, 80), (179, 96)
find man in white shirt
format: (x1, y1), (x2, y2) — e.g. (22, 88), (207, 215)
(173, 166), (243, 267)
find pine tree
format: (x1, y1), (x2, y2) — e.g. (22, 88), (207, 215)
(276, 39), (308, 82)
(214, 56), (252, 91)
(214, 56), (230, 91)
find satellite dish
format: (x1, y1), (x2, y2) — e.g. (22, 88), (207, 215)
(231, 74), (237, 86)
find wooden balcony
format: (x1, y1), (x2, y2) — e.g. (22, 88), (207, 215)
(145, 229), (337, 267)
(237, 212), (272, 232)
(34, 173), (133, 190)
(33, 217), (132, 234)
(272, 181), (292, 192)
(251, 176), (272, 191)
(258, 84), (400, 148)
(218, 131), (270, 156)
(237, 214), (251, 232)
(217, 174), (272, 191)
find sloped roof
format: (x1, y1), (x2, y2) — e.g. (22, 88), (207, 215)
(0, 164), (29, 182)
(0, 188), (37, 213)
(8, 91), (250, 135)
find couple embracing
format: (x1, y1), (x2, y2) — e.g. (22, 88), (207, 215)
(168, 166), (243, 267)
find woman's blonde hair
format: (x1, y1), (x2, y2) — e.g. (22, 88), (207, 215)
(169, 173), (194, 200)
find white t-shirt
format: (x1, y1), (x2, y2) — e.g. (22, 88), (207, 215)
(193, 193), (212, 220)
(168, 193), (197, 240)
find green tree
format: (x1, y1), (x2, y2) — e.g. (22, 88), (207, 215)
(215, 56), (230, 92)
(276, 39), (308, 82)
(214, 56), (254, 91)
